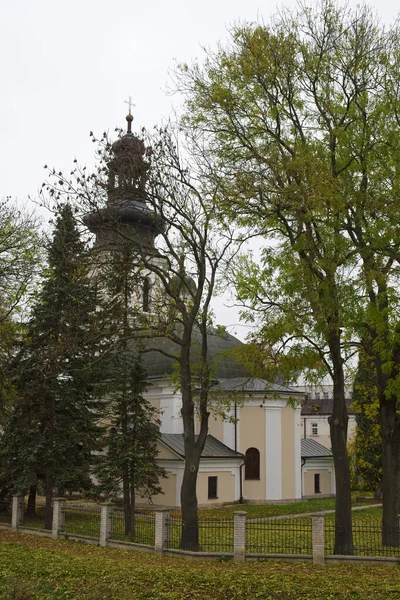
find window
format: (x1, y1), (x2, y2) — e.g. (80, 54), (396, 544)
(208, 476), (218, 499)
(323, 392), (329, 400)
(315, 392), (320, 401)
(142, 277), (150, 312)
(311, 423), (318, 436)
(314, 473), (321, 494)
(245, 447), (260, 480)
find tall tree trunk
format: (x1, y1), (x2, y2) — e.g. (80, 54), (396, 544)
(180, 452), (200, 551)
(380, 398), (400, 547)
(25, 484), (37, 517)
(329, 337), (353, 555)
(44, 472), (54, 530)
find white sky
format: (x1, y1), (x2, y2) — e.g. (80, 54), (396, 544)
(2, 0), (399, 338)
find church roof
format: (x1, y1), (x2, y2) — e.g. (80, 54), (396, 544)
(301, 438), (332, 458)
(301, 396), (355, 416)
(160, 433), (243, 459)
(142, 330), (252, 380)
(211, 377), (304, 395)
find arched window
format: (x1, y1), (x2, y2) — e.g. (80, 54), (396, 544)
(245, 447), (260, 480)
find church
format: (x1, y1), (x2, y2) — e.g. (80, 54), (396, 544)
(84, 111), (334, 507)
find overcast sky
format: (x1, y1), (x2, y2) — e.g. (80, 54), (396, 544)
(2, 0), (399, 337)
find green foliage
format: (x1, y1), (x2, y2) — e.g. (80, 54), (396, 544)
(351, 348), (383, 496)
(94, 243), (165, 538)
(0, 199), (41, 416)
(96, 355), (165, 503)
(177, 0), (400, 542)
(1, 205), (103, 509)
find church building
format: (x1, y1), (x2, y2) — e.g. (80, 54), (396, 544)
(84, 111), (334, 507)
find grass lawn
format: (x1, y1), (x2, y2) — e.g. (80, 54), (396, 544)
(0, 531), (399, 600)
(197, 496), (374, 520)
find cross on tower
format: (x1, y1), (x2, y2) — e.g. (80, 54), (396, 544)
(124, 96), (135, 116)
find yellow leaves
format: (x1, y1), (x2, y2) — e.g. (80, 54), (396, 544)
(1, 530), (400, 599)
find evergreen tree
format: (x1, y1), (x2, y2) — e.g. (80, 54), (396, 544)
(1, 205), (103, 528)
(95, 243), (165, 539)
(96, 355), (165, 540)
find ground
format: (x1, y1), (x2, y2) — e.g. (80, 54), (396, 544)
(1, 531), (400, 599)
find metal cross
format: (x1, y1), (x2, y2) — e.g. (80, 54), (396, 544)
(124, 96), (135, 115)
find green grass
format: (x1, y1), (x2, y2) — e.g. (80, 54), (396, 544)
(1, 531), (400, 599)
(197, 496), (374, 520)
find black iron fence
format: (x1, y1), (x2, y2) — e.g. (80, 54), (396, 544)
(22, 499), (47, 530)
(325, 514), (400, 557)
(64, 502), (101, 537)
(165, 514), (234, 552)
(0, 499), (11, 524)
(111, 509), (155, 545)
(247, 516), (313, 555)
(6, 495), (400, 563)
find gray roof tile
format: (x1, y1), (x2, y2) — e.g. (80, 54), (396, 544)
(160, 433), (243, 459)
(301, 396), (354, 415)
(301, 438), (332, 458)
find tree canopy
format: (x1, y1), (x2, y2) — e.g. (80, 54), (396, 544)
(175, 0), (400, 550)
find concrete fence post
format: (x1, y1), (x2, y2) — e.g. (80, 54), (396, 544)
(52, 497), (66, 539)
(11, 495), (24, 531)
(100, 502), (114, 547)
(155, 509), (169, 554)
(312, 515), (325, 564)
(233, 511), (247, 562)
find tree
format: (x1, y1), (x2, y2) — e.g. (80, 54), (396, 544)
(351, 346), (382, 499)
(2, 205), (103, 528)
(93, 241), (165, 539)
(175, 0), (400, 551)
(96, 354), (165, 540)
(41, 122), (241, 551)
(0, 198), (41, 413)
(0, 198), (41, 502)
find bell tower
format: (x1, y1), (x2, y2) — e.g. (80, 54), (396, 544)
(83, 107), (164, 250)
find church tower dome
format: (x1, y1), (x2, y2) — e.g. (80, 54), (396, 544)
(83, 110), (164, 250)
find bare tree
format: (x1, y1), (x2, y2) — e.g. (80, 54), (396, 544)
(40, 121), (243, 551)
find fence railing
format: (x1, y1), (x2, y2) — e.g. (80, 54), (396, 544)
(165, 514), (234, 552)
(64, 502), (101, 538)
(0, 499), (11, 525)
(247, 516), (313, 555)
(325, 514), (400, 558)
(3, 495), (400, 564)
(112, 509), (155, 545)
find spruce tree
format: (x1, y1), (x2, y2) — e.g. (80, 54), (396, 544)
(95, 243), (165, 540)
(2, 205), (103, 528)
(96, 355), (165, 540)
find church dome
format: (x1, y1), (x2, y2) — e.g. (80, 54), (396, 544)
(111, 130), (146, 157)
(142, 328), (250, 380)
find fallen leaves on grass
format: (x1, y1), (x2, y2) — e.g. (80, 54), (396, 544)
(0, 532), (399, 599)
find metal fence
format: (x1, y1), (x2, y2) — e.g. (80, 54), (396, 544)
(111, 510), (155, 546)
(166, 514), (234, 552)
(198, 518), (234, 552)
(64, 502), (101, 537)
(325, 515), (400, 557)
(0, 499), (11, 524)
(22, 499), (47, 530)
(247, 516), (313, 555)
